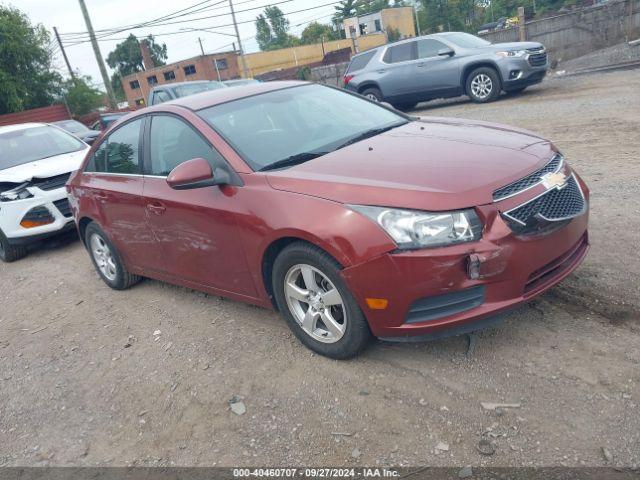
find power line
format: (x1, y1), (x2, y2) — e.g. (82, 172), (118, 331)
(62, 0), (344, 47)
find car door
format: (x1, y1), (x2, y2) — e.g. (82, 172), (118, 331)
(141, 113), (256, 297)
(377, 41), (418, 98)
(82, 117), (159, 272)
(412, 39), (462, 96)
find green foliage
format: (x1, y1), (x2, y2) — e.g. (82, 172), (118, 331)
(386, 26), (402, 42)
(300, 22), (339, 45)
(0, 5), (62, 114)
(255, 6), (301, 51)
(357, 0), (391, 15)
(63, 76), (104, 116)
(106, 34), (167, 100)
(334, 0), (359, 21)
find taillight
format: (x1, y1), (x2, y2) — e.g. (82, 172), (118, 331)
(343, 74), (354, 86)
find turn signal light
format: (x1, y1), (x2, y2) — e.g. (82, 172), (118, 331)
(20, 219), (54, 228)
(365, 298), (388, 310)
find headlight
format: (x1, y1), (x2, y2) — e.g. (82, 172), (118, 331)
(496, 50), (527, 58)
(350, 205), (483, 250)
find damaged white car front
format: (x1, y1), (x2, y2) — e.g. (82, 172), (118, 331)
(0, 123), (89, 262)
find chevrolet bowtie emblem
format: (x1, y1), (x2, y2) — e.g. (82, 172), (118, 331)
(541, 171), (568, 190)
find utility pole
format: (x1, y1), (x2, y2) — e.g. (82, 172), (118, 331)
(54, 27), (76, 82)
(77, 0), (117, 108)
(229, 0), (249, 78)
(198, 37), (205, 56)
(413, 2), (421, 36)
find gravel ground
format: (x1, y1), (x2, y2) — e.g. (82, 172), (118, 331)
(553, 42), (640, 73)
(0, 69), (639, 468)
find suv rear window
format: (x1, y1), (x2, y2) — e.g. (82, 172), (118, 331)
(383, 41), (417, 63)
(347, 50), (376, 73)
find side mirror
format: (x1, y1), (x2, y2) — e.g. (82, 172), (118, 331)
(167, 157), (222, 190)
(438, 47), (455, 57)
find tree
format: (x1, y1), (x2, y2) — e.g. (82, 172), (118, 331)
(0, 5), (62, 114)
(63, 76), (104, 116)
(254, 6), (300, 51)
(300, 22), (339, 45)
(106, 34), (167, 101)
(334, 0), (359, 21)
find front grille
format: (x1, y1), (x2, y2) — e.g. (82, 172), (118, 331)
(31, 173), (72, 191)
(528, 53), (547, 67)
(493, 154), (562, 201)
(524, 234), (588, 296)
(404, 286), (485, 324)
(503, 174), (586, 234)
(53, 198), (72, 218)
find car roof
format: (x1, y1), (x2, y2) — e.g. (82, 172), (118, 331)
(0, 122), (48, 134)
(148, 80), (308, 111)
(358, 31), (462, 54)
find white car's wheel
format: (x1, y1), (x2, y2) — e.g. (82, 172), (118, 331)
(0, 229), (27, 263)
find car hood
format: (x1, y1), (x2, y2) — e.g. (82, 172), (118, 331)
(0, 147), (89, 184)
(265, 118), (556, 211)
(489, 41), (544, 51)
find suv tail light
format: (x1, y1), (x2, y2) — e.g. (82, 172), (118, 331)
(343, 74), (354, 86)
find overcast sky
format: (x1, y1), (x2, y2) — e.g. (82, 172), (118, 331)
(14, 0), (339, 90)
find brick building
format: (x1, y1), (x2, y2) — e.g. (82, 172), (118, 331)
(122, 51), (240, 108)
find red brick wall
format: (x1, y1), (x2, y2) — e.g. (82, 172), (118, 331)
(0, 104), (70, 127)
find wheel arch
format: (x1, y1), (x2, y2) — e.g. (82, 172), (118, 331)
(461, 61), (502, 94)
(78, 216), (96, 246)
(261, 234), (347, 310)
(357, 81), (382, 96)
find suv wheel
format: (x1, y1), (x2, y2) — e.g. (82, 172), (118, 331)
(85, 222), (141, 290)
(0, 229), (27, 263)
(272, 242), (372, 359)
(361, 87), (383, 103)
(466, 67), (500, 103)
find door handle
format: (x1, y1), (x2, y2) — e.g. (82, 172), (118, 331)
(94, 191), (108, 201)
(376, 69), (386, 73)
(147, 203), (166, 215)
(417, 62), (427, 68)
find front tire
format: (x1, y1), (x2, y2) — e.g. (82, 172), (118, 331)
(85, 222), (140, 290)
(466, 67), (501, 103)
(272, 242), (372, 359)
(0, 229), (27, 263)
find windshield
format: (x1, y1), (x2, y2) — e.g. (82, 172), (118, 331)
(442, 32), (491, 48)
(197, 84), (408, 171)
(174, 82), (226, 98)
(54, 120), (90, 134)
(0, 125), (86, 170)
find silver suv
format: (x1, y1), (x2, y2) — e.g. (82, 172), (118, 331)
(343, 32), (548, 109)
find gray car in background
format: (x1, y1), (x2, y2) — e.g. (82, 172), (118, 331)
(147, 80), (227, 106)
(344, 32), (548, 109)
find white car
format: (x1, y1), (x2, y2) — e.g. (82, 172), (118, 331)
(0, 123), (90, 262)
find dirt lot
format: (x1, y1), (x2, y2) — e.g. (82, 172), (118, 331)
(1, 69), (639, 468)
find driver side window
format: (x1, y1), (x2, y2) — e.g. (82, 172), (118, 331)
(148, 115), (224, 176)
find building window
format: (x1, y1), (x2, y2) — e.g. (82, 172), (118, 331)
(214, 58), (228, 70)
(129, 80), (140, 89)
(183, 64), (196, 76)
(163, 70), (176, 81)
(374, 19), (381, 32)
(147, 75), (158, 85)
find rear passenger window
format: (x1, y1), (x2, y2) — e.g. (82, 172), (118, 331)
(104, 120), (142, 174)
(347, 50), (376, 73)
(148, 115), (224, 176)
(383, 42), (417, 63)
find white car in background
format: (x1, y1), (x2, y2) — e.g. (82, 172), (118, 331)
(0, 123), (89, 262)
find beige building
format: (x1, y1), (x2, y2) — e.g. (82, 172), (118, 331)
(121, 51), (240, 109)
(343, 7), (416, 39)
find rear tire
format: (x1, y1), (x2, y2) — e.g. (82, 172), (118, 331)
(361, 87), (383, 103)
(85, 222), (141, 290)
(272, 242), (373, 359)
(0, 229), (27, 263)
(466, 67), (501, 103)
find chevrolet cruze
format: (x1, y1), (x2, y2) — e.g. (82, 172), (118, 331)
(67, 82), (589, 359)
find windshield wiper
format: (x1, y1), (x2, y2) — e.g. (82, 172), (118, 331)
(259, 151), (328, 171)
(333, 122), (408, 151)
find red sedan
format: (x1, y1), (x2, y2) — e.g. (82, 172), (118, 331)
(67, 81), (589, 359)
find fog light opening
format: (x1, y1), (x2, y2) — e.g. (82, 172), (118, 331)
(20, 206), (55, 229)
(467, 254), (482, 280)
(509, 70), (523, 80)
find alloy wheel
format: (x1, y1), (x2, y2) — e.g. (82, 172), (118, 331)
(90, 233), (117, 281)
(471, 73), (493, 100)
(366, 93), (380, 102)
(284, 264), (347, 344)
